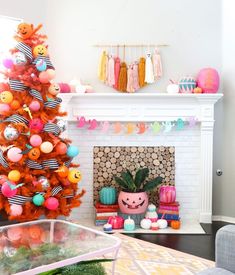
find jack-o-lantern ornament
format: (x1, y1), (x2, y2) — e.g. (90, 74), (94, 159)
(171, 220), (181, 230)
(28, 148), (40, 160)
(118, 191), (149, 215)
(48, 83), (60, 96)
(68, 169), (82, 183)
(56, 165), (69, 178)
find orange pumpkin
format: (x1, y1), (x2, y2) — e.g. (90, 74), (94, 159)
(171, 220), (181, 229)
(56, 165), (69, 178)
(28, 148), (40, 160)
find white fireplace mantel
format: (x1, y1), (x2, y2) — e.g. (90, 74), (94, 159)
(59, 92), (223, 223)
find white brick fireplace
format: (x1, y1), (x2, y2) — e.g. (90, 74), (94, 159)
(59, 93), (223, 224)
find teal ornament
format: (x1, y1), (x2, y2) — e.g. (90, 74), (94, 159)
(32, 194), (45, 206)
(151, 122), (161, 134)
(176, 118), (184, 130)
(36, 59), (47, 72)
(179, 76), (196, 93)
(67, 145), (79, 158)
(124, 216), (135, 231)
(99, 187), (116, 205)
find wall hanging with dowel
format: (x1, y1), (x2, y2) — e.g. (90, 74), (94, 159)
(95, 44), (169, 93)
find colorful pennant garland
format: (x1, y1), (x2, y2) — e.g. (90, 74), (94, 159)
(76, 116), (199, 134)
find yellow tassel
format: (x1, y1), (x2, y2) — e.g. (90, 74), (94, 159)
(117, 62), (127, 92)
(98, 51), (107, 82)
(138, 57), (146, 88)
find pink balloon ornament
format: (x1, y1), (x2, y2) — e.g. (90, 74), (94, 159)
(29, 100), (41, 112)
(30, 134), (42, 147)
(7, 147), (22, 162)
(197, 68), (220, 93)
(29, 118), (44, 132)
(10, 204), (23, 216)
(39, 71), (50, 83)
(46, 69), (56, 80)
(3, 58), (13, 69)
(45, 197), (59, 210)
(0, 104), (10, 114)
(1, 182), (17, 197)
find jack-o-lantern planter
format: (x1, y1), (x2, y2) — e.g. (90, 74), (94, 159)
(118, 191), (148, 214)
(115, 168), (162, 215)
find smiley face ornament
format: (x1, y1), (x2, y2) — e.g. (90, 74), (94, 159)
(0, 91), (13, 104)
(68, 169), (82, 183)
(33, 45), (47, 57)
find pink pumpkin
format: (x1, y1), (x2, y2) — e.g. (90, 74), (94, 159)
(107, 216), (124, 229)
(160, 186), (176, 203)
(197, 68), (220, 93)
(118, 191), (149, 214)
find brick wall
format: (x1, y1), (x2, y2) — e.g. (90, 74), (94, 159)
(68, 122), (201, 221)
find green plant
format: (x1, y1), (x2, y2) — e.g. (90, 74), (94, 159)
(114, 168), (162, 192)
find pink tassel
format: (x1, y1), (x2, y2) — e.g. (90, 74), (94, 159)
(126, 64), (135, 93)
(107, 56), (115, 86)
(152, 48), (163, 80)
(113, 57), (120, 90)
(133, 62), (140, 91)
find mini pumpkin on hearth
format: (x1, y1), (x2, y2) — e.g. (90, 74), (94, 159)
(115, 168), (162, 215)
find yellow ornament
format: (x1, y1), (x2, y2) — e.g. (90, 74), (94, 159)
(33, 45), (47, 57)
(68, 169), (82, 183)
(8, 170), (21, 182)
(0, 91), (13, 104)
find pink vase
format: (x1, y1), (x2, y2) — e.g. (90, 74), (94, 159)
(160, 186), (176, 203)
(118, 191), (149, 214)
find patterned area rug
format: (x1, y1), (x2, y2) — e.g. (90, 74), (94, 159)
(103, 234), (214, 275)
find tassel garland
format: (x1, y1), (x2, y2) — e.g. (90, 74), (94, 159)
(118, 62), (127, 92)
(153, 48), (163, 80)
(107, 55), (115, 86)
(98, 51), (107, 82)
(113, 57), (121, 90)
(138, 57), (146, 88)
(145, 53), (154, 84)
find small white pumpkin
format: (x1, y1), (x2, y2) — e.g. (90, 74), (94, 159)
(156, 219), (168, 229)
(167, 84), (179, 94)
(140, 218), (152, 230)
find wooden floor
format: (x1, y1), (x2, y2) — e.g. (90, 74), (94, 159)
(125, 221), (230, 261)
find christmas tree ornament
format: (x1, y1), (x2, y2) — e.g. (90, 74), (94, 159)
(2, 58), (13, 69)
(3, 125), (19, 141)
(10, 204), (23, 216)
(67, 145), (79, 157)
(39, 71), (50, 83)
(8, 170), (21, 182)
(33, 44), (48, 57)
(36, 59), (47, 71)
(30, 134), (42, 147)
(32, 194), (45, 206)
(15, 23), (42, 41)
(45, 197), (59, 210)
(0, 103), (10, 114)
(56, 119), (67, 132)
(46, 69), (56, 80)
(55, 142), (67, 155)
(29, 118), (44, 132)
(29, 100), (41, 111)
(28, 148), (41, 160)
(7, 147), (22, 162)
(56, 165), (69, 178)
(3, 246), (17, 257)
(12, 52), (27, 66)
(38, 176), (50, 190)
(48, 83), (60, 95)
(1, 181), (17, 197)
(68, 169), (82, 183)
(0, 91), (13, 104)
(40, 141), (53, 153)
(10, 99), (20, 110)
(23, 104), (33, 119)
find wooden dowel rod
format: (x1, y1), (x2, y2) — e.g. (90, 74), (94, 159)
(93, 44), (169, 47)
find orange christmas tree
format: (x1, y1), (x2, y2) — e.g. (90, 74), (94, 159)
(0, 22), (85, 222)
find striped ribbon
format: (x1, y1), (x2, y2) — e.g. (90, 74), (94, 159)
(0, 150), (9, 168)
(32, 56), (54, 69)
(64, 194), (74, 199)
(44, 97), (62, 109)
(4, 114), (29, 125)
(43, 123), (61, 136)
(15, 42), (33, 61)
(64, 159), (72, 167)
(26, 158), (59, 170)
(29, 89), (43, 102)
(9, 79), (28, 92)
(7, 186), (63, 205)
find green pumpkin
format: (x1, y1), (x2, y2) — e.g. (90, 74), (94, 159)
(99, 187), (116, 205)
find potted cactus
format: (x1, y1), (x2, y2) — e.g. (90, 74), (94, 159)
(114, 168), (162, 214)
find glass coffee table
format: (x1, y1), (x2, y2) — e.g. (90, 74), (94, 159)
(0, 219), (121, 275)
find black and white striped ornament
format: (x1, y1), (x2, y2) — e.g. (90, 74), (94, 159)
(44, 97), (62, 109)
(9, 79), (28, 92)
(8, 195), (30, 205)
(51, 186), (63, 196)
(42, 159), (59, 170)
(25, 159), (43, 170)
(4, 114), (29, 125)
(29, 89), (43, 102)
(0, 150), (9, 168)
(33, 56), (54, 69)
(64, 158), (72, 167)
(15, 42), (33, 61)
(43, 123), (61, 136)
